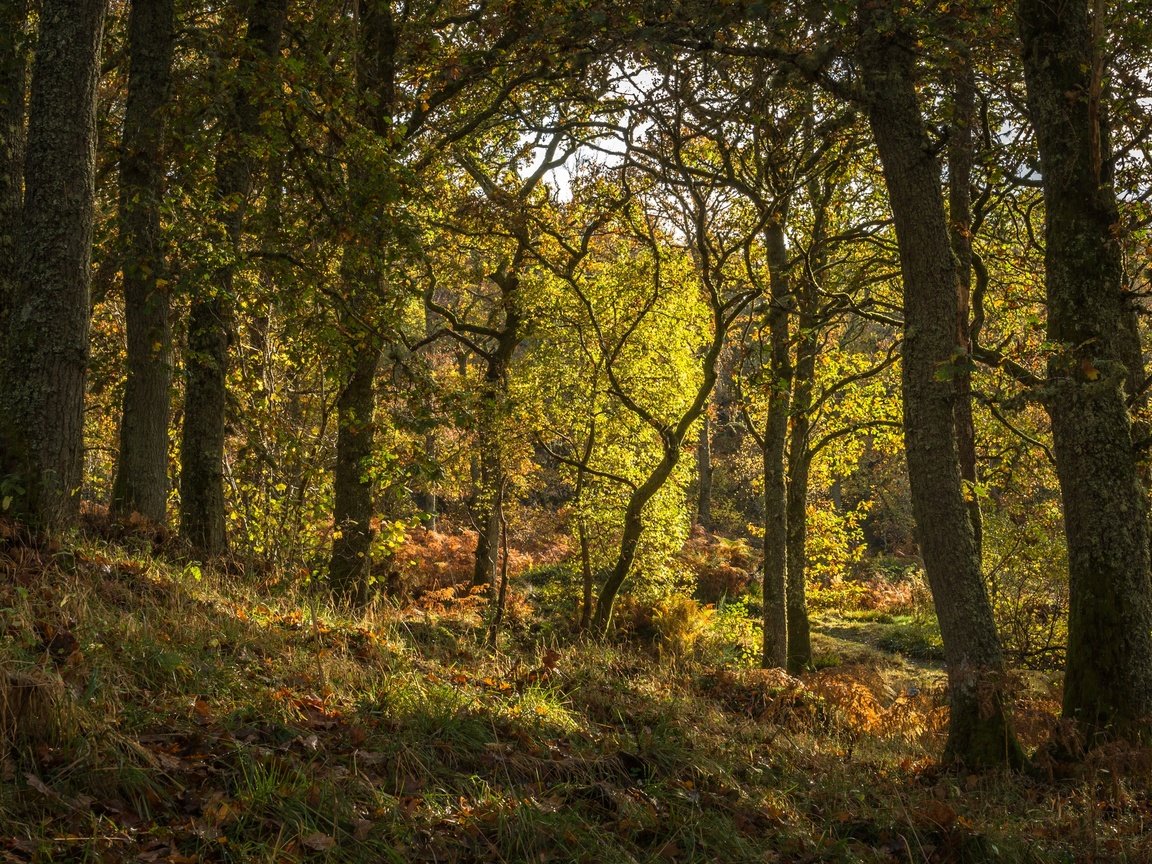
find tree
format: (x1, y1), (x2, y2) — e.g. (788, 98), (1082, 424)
(534, 195), (727, 633)
(0, 0), (107, 530)
(180, 0), (287, 555)
(856, 0), (1023, 768)
(947, 41), (983, 558)
(579, 92), (760, 630)
(1018, 0), (1152, 744)
(0, 0), (27, 358)
(423, 142), (570, 589)
(110, 0), (176, 525)
(327, 0), (398, 603)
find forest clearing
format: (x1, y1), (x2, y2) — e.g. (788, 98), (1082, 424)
(4, 0), (1152, 860)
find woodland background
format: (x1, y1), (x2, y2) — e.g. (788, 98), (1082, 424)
(2, 0), (1152, 861)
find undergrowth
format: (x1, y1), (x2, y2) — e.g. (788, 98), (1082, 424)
(0, 533), (1149, 863)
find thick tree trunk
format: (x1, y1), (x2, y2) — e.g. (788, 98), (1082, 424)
(858, 0), (1023, 768)
(1019, 0), (1152, 744)
(180, 0), (286, 555)
(761, 219), (791, 669)
(948, 51), (983, 559)
(1, 0), (106, 530)
(111, 0), (175, 525)
(0, 0), (27, 359)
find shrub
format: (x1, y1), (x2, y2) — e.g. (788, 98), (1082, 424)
(651, 596), (715, 662)
(679, 526), (755, 603)
(699, 595), (761, 668)
(392, 527), (539, 593)
(806, 579), (870, 612)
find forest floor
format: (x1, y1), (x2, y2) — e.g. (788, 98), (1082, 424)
(1, 530), (1150, 863)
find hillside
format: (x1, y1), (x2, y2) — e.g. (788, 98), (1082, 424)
(2, 530), (1148, 864)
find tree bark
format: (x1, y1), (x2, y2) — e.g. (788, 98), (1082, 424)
(785, 311), (816, 675)
(111, 0), (175, 525)
(327, 0), (395, 602)
(0, 0), (27, 362)
(180, 0), (286, 555)
(858, 0), (1023, 768)
(329, 343), (380, 603)
(761, 218), (791, 670)
(1018, 0), (1152, 744)
(948, 50), (983, 559)
(695, 412), (713, 527)
(0, 0), (106, 530)
(470, 273), (521, 587)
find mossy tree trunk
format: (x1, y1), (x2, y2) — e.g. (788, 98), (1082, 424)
(947, 50), (982, 558)
(785, 309), (816, 676)
(858, 0), (1023, 769)
(111, 0), (176, 525)
(470, 271), (522, 588)
(329, 342), (381, 604)
(328, 0), (396, 603)
(1, 0), (106, 531)
(1018, 0), (1152, 745)
(0, 0), (27, 368)
(179, 0), (286, 556)
(761, 218), (792, 670)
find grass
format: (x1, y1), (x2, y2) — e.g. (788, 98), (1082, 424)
(1, 533), (1150, 862)
(874, 616), (946, 663)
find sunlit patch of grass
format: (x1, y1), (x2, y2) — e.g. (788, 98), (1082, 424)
(875, 616), (946, 661)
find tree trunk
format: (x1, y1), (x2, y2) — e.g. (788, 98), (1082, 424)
(471, 361), (504, 588)
(470, 270), (521, 588)
(590, 293), (746, 633)
(948, 50), (983, 559)
(1019, 0), (1152, 744)
(471, 432), (502, 586)
(1, 0), (106, 530)
(761, 219), (791, 670)
(327, 0), (395, 602)
(179, 0), (286, 555)
(111, 0), (175, 525)
(785, 316), (816, 675)
(470, 322), (519, 586)
(0, 0), (27, 361)
(695, 412), (712, 528)
(578, 518), (593, 631)
(592, 449), (676, 633)
(329, 343), (380, 603)
(858, 0), (1023, 768)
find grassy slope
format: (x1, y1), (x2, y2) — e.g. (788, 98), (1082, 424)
(1, 535), (1150, 863)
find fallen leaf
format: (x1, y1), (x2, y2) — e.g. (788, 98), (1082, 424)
(301, 833), (336, 851)
(24, 773), (57, 799)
